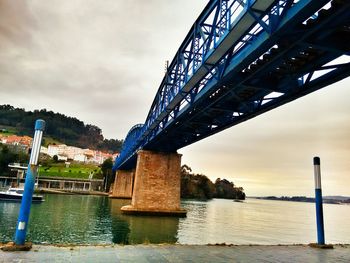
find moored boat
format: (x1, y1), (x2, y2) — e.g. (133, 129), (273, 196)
(0, 187), (44, 202)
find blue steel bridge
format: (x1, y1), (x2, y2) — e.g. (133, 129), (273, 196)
(113, 0), (350, 171)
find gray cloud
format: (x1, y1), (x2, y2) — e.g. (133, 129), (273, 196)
(0, 0), (207, 138)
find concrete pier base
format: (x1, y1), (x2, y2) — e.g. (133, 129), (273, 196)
(109, 170), (134, 199)
(121, 150), (186, 217)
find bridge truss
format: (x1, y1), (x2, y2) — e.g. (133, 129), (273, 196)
(114, 0), (350, 170)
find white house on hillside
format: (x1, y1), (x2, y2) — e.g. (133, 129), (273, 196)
(43, 144), (118, 164)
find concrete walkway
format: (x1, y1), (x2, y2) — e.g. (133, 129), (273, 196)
(1, 244), (349, 263)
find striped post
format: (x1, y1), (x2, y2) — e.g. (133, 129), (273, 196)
(14, 119), (45, 245)
(313, 156), (325, 245)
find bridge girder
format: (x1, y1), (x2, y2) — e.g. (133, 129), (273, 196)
(114, 0), (350, 170)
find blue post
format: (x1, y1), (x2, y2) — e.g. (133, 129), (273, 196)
(14, 119), (45, 245)
(313, 156), (325, 245)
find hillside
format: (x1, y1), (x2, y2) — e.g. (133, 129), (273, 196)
(0, 104), (122, 152)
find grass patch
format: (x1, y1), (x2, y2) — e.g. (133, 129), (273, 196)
(0, 131), (16, 136)
(39, 163), (102, 179)
(0, 125), (18, 135)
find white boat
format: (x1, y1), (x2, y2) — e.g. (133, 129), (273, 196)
(0, 187), (44, 202)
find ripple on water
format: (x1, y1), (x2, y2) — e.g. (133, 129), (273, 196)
(1, 195), (350, 244)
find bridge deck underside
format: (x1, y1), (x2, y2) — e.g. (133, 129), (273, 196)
(116, 0), (350, 170)
(149, 3), (350, 151)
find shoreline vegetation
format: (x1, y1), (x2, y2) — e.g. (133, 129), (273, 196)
(180, 165), (245, 200)
(254, 196), (350, 204)
(1, 143), (246, 201)
(2, 142), (348, 204)
(0, 104), (247, 201)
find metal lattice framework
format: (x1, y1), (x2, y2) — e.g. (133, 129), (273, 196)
(114, 0), (350, 170)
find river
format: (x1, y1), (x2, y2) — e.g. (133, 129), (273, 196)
(0, 194), (349, 245)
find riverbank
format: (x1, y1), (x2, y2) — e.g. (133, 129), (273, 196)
(1, 244), (349, 262)
(36, 188), (109, 196)
(254, 196), (350, 205)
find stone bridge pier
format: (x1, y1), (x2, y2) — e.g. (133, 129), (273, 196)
(113, 150), (186, 217)
(109, 170), (135, 199)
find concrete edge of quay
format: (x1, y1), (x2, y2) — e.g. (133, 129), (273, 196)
(1, 242), (349, 249)
(1, 243), (349, 263)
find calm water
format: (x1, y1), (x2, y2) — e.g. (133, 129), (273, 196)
(0, 194), (349, 245)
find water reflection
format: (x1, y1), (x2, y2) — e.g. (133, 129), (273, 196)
(0, 202), (20, 241)
(0, 195), (180, 245)
(28, 195), (114, 244)
(1, 195), (349, 245)
(109, 199), (130, 244)
(109, 199), (179, 244)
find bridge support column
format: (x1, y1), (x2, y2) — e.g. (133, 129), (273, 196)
(121, 150), (186, 217)
(109, 170), (135, 199)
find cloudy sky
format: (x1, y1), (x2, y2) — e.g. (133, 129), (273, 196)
(0, 0), (349, 197)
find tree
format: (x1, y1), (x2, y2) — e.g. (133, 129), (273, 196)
(53, 155), (58, 162)
(180, 164), (215, 199)
(181, 164), (192, 175)
(0, 144), (29, 176)
(0, 104), (123, 152)
(101, 158), (113, 192)
(180, 164), (246, 200)
(214, 178), (245, 200)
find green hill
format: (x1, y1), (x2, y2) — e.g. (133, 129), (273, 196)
(0, 104), (122, 152)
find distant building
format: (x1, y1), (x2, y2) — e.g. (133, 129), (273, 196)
(56, 155), (68, 161)
(40, 146), (48, 155)
(47, 144), (67, 156)
(89, 150), (119, 164)
(73, 153), (87, 162)
(1, 134), (119, 164)
(0, 135), (32, 148)
(44, 143), (118, 164)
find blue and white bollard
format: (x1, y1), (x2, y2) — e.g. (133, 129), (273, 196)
(14, 119), (45, 245)
(313, 156), (325, 245)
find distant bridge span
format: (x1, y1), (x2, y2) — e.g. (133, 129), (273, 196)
(113, 0), (350, 171)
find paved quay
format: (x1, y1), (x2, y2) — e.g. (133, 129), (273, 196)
(1, 244), (350, 263)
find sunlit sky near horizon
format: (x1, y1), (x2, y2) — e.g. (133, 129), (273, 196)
(0, 0), (349, 197)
